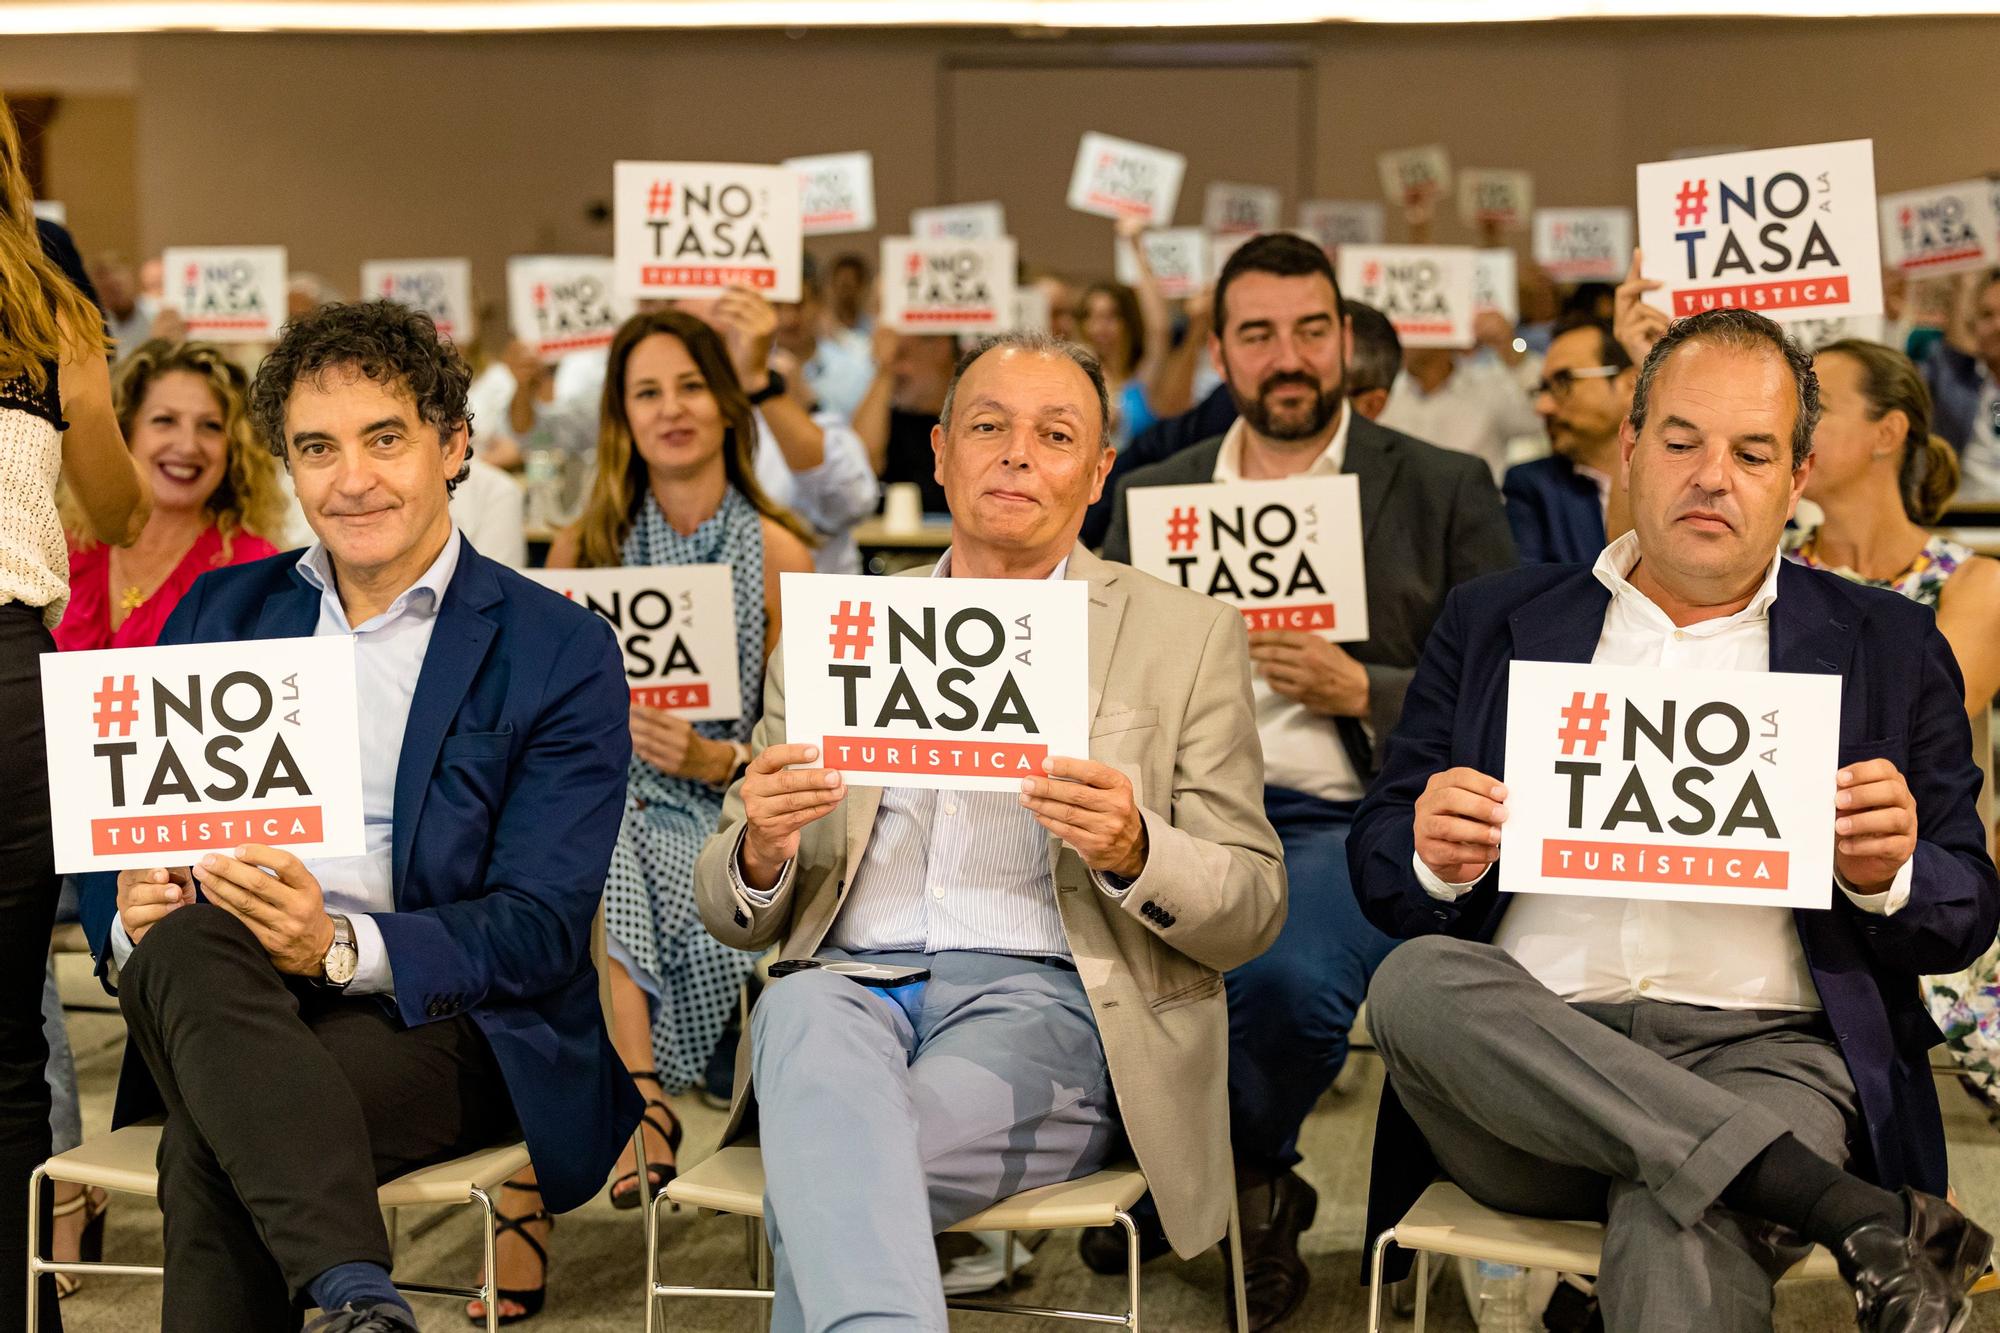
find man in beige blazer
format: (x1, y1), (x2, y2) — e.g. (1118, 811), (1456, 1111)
(694, 331), (1285, 1331)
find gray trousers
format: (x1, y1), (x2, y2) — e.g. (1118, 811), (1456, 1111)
(751, 948), (1116, 1333)
(1367, 936), (1860, 1333)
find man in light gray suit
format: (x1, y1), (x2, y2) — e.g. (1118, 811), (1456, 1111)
(694, 332), (1286, 1331)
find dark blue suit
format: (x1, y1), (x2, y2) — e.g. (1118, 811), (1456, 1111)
(81, 542), (642, 1215)
(1349, 558), (1999, 1276)
(1501, 454), (1606, 564)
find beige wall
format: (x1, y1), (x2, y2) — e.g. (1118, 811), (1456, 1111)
(8, 16), (1999, 346)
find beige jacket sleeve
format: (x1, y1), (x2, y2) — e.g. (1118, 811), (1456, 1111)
(695, 643), (802, 953)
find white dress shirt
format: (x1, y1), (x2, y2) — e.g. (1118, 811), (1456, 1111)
(1957, 366), (2000, 502)
(449, 457), (528, 568)
(1379, 358), (1546, 482)
(110, 530), (465, 996)
(1416, 531), (1910, 1011)
(1211, 412), (1364, 804)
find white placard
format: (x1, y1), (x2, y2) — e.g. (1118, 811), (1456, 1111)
(161, 246), (286, 343)
(1009, 285), (1052, 334)
(1784, 314), (1889, 351)
(1115, 228), (1210, 300)
(1204, 182), (1282, 237)
(1457, 170), (1535, 232)
(1532, 208), (1634, 283)
(1336, 244), (1478, 349)
(786, 151), (876, 237)
(911, 201), (1007, 242)
(879, 237), (1018, 336)
(506, 256), (624, 362)
(780, 572), (1090, 792)
(1378, 146), (1453, 208)
(523, 566), (741, 721)
(614, 161), (802, 303)
(31, 200), (65, 225)
(1500, 661), (1839, 909)
(1878, 180), (2000, 278)
(1299, 200), (1386, 253)
(1124, 476), (1368, 642)
(1067, 132), (1187, 226)
(362, 258), (473, 344)
(1475, 248), (1520, 322)
(1637, 139), (1882, 325)
(42, 638), (365, 873)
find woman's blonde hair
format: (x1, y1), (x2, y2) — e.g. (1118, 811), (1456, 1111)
(0, 97), (107, 387)
(1820, 338), (1960, 526)
(68, 340), (289, 556)
(570, 309), (815, 569)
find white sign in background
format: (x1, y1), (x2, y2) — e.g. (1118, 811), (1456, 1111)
(911, 201), (1008, 242)
(523, 566), (742, 722)
(1532, 208), (1634, 283)
(785, 151), (876, 237)
(1637, 139), (1882, 325)
(1204, 182), (1282, 237)
(506, 255), (625, 361)
(43, 637), (365, 873)
(1336, 244), (1478, 349)
(161, 246), (287, 343)
(1501, 660), (1839, 910)
(1067, 132), (1187, 226)
(614, 161), (802, 303)
(879, 237), (1018, 336)
(1475, 248), (1520, 322)
(1877, 180), (2000, 278)
(1124, 476), (1369, 642)
(1378, 145), (1453, 207)
(1457, 170), (1535, 232)
(1298, 200), (1386, 253)
(1114, 228), (1210, 300)
(362, 258), (473, 344)
(780, 572), (1090, 793)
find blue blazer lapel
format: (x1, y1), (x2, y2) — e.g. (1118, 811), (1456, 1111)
(391, 550), (503, 894)
(253, 564), (323, 640)
(1768, 559), (1857, 681)
(1508, 566), (1611, 664)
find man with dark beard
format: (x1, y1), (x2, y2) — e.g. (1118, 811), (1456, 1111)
(1101, 232), (1517, 1331)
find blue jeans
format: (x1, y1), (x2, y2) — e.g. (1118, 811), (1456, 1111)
(1225, 786), (1398, 1173)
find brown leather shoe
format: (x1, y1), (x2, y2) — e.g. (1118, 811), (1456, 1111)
(1227, 1169), (1317, 1332)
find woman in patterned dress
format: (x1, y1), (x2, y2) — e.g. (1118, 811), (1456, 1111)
(1785, 337), (2000, 1110)
(470, 310), (813, 1322)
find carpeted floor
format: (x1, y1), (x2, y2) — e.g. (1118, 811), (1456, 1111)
(41, 995), (2000, 1332)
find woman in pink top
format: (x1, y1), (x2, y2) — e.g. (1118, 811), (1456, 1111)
(56, 340), (290, 651)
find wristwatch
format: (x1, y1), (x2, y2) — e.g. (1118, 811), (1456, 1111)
(711, 740), (753, 790)
(320, 913), (358, 990)
(746, 370), (787, 406)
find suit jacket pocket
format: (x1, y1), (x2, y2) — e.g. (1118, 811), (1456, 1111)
(442, 728), (515, 760)
(1091, 707), (1159, 738)
(1838, 733), (1908, 771)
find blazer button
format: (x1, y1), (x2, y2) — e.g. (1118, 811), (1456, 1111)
(733, 909), (749, 927)
(1162, 913), (1177, 927)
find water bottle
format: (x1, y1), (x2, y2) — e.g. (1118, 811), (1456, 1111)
(1472, 1259), (1534, 1333)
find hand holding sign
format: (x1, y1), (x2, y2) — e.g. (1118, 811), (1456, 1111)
(1614, 249), (1670, 368)
(710, 285), (779, 390)
(1415, 768), (1509, 885)
(1834, 758), (1917, 894)
(1019, 756), (1147, 879)
(192, 845), (335, 976)
(1249, 630), (1369, 716)
(631, 705), (731, 784)
(738, 743), (846, 890)
(116, 866), (193, 945)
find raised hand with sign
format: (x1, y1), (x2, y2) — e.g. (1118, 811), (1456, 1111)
(1413, 768), (1508, 885)
(1019, 756), (1147, 879)
(738, 742), (846, 890)
(191, 844), (336, 976)
(711, 284), (780, 393)
(1833, 758), (1918, 894)
(1613, 248), (1671, 368)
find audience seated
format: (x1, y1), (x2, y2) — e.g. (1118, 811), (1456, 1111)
(1502, 319), (1635, 564)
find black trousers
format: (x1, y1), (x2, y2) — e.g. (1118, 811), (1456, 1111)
(118, 903), (518, 1332)
(0, 603), (60, 1333)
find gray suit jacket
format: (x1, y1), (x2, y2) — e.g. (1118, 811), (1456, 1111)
(1100, 413), (1518, 780)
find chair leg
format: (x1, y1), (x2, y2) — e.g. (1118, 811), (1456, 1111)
(1116, 1209), (1142, 1332)
(755, 1218), (772, 1288)
(472, 1185), (500, 1333)
(644, 1183), (670, 1333)
(25, 1165), (46, 1332)
(1227, 1191), (1249, 1333)
(1414, 1248), (1430, 1333)
(1003, 1230), (1015, 1290)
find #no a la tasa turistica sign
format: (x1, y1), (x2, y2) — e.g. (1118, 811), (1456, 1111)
(523, 566), (742, 721)
(614, 161), (803, 302)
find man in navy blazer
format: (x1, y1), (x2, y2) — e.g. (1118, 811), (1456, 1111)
(1352, 308), (1996, 1332)
(79, 303), (640, 1333)
(1501, 320), (1633, 564)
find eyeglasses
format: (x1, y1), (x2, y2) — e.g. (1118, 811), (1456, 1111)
(1530, 366), (1621, 400)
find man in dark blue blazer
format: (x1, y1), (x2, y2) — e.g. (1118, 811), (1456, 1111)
(79, 302), (640, 1333)
(1501, 319), (1632, 564)
(1352, 308), (1996, 1332)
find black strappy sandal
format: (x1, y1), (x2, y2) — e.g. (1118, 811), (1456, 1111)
(466, 1180), (551, 1325)
(609, 1069), (684, 1210)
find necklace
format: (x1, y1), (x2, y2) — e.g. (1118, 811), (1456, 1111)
(109, 526), (206, 620)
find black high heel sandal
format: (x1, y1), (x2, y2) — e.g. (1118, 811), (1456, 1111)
(609, 1069), (683, 1210)
(466, 1180), (551, 1326)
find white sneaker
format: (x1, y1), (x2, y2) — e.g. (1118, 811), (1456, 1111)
(941, 1231), (1034, 1295)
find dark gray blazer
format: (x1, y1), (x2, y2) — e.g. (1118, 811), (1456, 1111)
(1101, 412), (1518, 783)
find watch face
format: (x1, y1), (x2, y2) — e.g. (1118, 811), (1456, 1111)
(325, 945), (359, 986)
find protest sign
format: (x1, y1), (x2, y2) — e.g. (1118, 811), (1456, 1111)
(1067, 132), (1186, 226)
(1457, 170), (1535, 232)
(1784, 314), (1888, 351)
(1298, 200), (1386, 253)
(1009, 285), (1052, 334)
(1501, 661), (1839, 909)
(1124, 476), (1368, 641)
(1475, 249), (1520, 322)
(1336, 244), (1477, 348)
(506, 256), (623, 361)
(1878, 181), (2000, 277)
(780, 572), (1090, 792)
(879, 237), (1017, 335)
(1637, 139), (1882, 324)
(161, 246), (286, 343)
(42, 637), (365, 873)
(361, 258), (473, 344)
(1532, 208), (1633, 282)
(911, 201), (1007, 241)
(1204, 182), (1282, 237)
(523, 566), (741, 721)
(1114, 228), (1209, 300)
(1377, 145), (1452, 208)
(614, 161), (802, 302)
(785, 151), (876, 236)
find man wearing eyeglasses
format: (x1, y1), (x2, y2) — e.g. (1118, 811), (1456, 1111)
(1503, 319), (1638, 563)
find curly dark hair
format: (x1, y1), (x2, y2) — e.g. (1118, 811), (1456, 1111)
(248, 300), (474, 493)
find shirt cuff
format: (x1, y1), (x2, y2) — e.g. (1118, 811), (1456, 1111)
(348, 912), (395, 995)
(1089, 867), (1135, 900)
(1413, 851), (1490, 902)
(1836, 858), (1913, 916)
(109, 912), (135, 971)
(728, 826), (793, 908)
